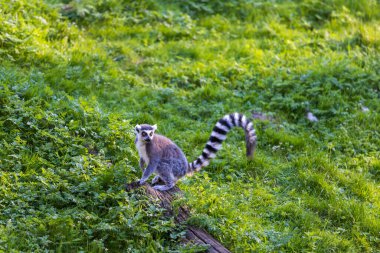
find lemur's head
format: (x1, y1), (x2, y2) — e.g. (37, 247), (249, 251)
(135, 124), (157, 143)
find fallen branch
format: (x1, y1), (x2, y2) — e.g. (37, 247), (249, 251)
(125, 181), (231, 253)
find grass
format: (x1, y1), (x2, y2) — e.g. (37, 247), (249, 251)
(0, 0), (379, 252)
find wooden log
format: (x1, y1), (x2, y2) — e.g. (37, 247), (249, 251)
(125, 181), (231, 253)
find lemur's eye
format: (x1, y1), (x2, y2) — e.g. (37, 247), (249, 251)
(149, 132), (153, 136)
(142, 132), (147, 137)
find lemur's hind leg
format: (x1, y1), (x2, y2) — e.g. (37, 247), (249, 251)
(151, 175), (160, 185)
(152, 167), (176, 191)
(153, 181), (175, 191)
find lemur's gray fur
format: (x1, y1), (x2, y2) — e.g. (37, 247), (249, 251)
(135, 113), (256, 191)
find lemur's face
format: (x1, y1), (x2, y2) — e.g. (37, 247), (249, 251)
(135, 124), (157, 143)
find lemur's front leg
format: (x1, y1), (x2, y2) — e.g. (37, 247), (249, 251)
(139, 158), (145, 170)
(139, 158), (160, 185)
(139, 160), (157, 185)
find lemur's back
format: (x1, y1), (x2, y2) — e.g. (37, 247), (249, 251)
(146, 134), (187, 161)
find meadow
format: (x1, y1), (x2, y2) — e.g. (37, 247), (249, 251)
(0, 0), (379, 252)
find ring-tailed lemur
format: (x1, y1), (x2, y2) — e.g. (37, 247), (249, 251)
(134, 113), (256, 191)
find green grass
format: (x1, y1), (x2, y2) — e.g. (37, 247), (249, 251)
(1, 0), (379, 252)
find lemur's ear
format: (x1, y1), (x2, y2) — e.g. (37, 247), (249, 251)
(135, 125), (141, 133)
(152, 124), (157, 131)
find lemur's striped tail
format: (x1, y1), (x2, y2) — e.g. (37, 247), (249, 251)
(187, 113), (256, 174)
